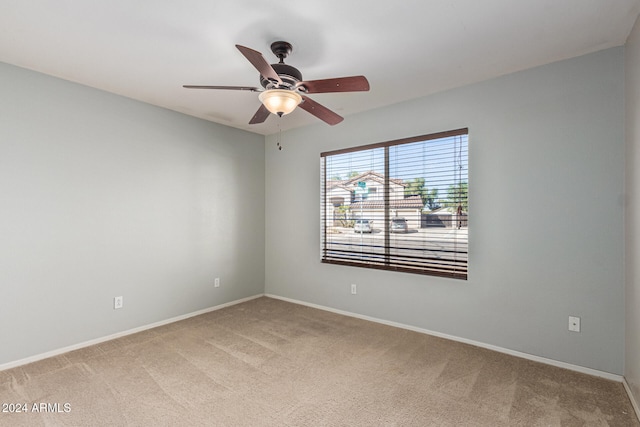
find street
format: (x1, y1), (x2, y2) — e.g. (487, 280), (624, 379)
(324, 226), (468, 267)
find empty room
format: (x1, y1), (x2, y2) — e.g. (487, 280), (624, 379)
(2, 1), (640, 425)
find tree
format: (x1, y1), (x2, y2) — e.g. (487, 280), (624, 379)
(335, 204), (353, 227)
(425, 188), (441, 210)
(404, 178), (441, 210)
(404, 178), (425, 198)
(439, 182), (468, 212)
(331, 171), (360, 180)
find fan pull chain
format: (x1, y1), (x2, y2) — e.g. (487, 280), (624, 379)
(276, 124), (283, 150)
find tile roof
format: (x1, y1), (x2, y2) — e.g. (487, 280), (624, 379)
(344, 171), (405, 187)
(350, 195), (424, 210)
(327, 171), (405, 190)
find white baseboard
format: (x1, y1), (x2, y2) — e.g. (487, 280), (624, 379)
(265, 294), (624, 383)
(0, 294), (264, 372)
(623, 378), (640, 422)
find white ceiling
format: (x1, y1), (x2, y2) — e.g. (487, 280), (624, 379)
(1, 1), (639, 135)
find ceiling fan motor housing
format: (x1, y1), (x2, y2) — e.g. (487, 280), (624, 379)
(260, 63), (303, 90)
(259, 40), (303, 90)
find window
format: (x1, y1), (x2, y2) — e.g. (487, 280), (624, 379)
(321, 128), (468, 279)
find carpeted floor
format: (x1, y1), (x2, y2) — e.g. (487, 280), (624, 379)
(0, 297), (638, 426)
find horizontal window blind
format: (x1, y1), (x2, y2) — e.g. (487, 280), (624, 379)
(320, 128), (468, 279)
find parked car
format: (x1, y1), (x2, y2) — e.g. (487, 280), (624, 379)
(390, 217), (408, 233)
(354, 219), (373, 233)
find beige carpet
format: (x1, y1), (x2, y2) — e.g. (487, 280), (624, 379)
(0, 297), (637, 426)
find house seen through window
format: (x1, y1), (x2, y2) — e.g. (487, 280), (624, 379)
(320, 128), (468, 279)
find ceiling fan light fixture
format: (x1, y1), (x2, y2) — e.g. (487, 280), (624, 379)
(259, 89), (302, 117)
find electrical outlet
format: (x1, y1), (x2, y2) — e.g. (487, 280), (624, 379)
(351, 284), (357, 295)
(214, 277), (220, 288)
(568, 316), (580, 332)
(114, 296), (123, 310)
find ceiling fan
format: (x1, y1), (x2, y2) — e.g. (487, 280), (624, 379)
(183, 41), (370, 126)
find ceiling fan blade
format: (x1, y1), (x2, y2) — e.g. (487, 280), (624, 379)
(235, 45), (282, 84)
(183, 85), (260, 91)
(249, 104), (270, 124)
(298, 95), (343, 125)
(299, 76), (370, 94)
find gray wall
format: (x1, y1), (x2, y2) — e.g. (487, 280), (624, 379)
(626, 15), (640, 406)
(0, 62), (265, 366)
(0, 44), (629, 379)
(265, 48), (625, 375)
